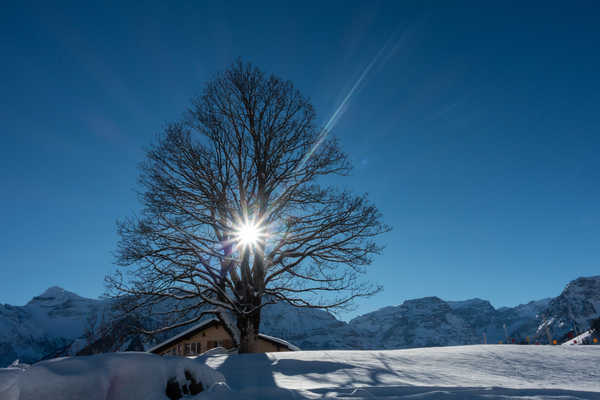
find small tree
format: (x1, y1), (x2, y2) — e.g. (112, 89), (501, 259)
(107, 60), (390, 352)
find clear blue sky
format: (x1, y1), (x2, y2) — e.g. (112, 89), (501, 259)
(1, 1), (599, 320)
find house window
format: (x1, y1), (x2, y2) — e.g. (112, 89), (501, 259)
(196, 342), (202, 353)
(185, 343), (192, 355)
(207, 340), (217, 349)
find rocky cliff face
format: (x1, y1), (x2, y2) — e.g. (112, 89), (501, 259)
(1, 277), (599, 367)
(260, 302), (365, 350)
(536, 276), (600, 340)
(349, 297), (478, 348)
(348, 296), (554, 348)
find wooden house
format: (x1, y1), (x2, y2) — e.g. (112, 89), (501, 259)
(148, 318), (299, 356)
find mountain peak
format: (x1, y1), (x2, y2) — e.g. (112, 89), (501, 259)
(26, 286), (83, 306)
(568, 276), (600, 286)
(400, 296), (451, 314)
(447, 298), (494, 311)
(560, 276), (600, 298)
(40, 286), (66, 297)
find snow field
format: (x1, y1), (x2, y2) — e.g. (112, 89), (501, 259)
(2, 345), (600, 399)
(198, 345), (600, 399)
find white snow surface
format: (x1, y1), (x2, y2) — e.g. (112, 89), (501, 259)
(0, 352), (224, 400)
(2, 345), (600, 399)
(197, 345), (600, 399)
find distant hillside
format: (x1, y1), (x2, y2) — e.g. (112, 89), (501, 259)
(1, 276), (599, 367)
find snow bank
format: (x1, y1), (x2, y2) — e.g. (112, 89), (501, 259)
(0, 352), (224, 400)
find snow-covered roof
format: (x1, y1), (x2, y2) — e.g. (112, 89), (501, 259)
(257, 333), (300, 351)
(147, 318), (221, 354)
(147, 318), (299, 353)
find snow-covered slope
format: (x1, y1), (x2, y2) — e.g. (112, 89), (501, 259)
(3, 345), (600, 399)
(200, 345), (600, 399)
(260, 302), (366, 350)
(0, 287), (103, 367)
(349, 296), (480, 348)
(2, 276), (600, 367)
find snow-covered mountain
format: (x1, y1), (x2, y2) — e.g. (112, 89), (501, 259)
(260, 302), (366, 350)
(535, 276), (600, 341)
(1, 276), (599, 367)
(348, 296), (553, 348)
(349, 296), (481, 348)
(0, 287), (103, 367)
(347, 278), (600, 349)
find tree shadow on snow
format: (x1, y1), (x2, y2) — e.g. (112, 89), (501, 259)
(307, 385), (600, 399)
(214, 353), (350, 391)
(208, 354), (600, 399)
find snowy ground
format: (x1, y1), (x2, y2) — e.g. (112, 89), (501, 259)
(2, 345), (600, 399)
(197, 345), (600, 399)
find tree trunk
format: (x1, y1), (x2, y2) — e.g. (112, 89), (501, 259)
(236, 308), (261, 353)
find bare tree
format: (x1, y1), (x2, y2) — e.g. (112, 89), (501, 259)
(107, 60), (391, 353)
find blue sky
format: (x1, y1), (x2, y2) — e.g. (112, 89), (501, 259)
(1, 1), (599, 320)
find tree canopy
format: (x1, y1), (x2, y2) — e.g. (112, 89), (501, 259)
(107, 60), (390, 352)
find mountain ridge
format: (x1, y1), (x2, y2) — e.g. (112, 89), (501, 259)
(1, 276), (599, 367)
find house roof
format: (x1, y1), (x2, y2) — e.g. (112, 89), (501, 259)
(257, 333), (300, 351)
(147, 318), (222, 354)
(147, 318), (299, 354)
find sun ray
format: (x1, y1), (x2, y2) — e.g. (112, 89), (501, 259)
(297, 30), (403, 172)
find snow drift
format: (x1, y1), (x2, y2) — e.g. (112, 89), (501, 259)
(0, 352), (224, 400)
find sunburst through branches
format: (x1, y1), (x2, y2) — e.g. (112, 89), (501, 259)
(232, 218), (266, 250)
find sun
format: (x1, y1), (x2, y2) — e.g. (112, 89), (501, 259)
(235, 221), (262, 247)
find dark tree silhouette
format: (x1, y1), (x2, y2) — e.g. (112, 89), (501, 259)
(107, 61), (390, 352)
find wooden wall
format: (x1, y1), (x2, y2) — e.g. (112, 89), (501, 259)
(155, 323), (293, 355)
(157, 324), (234, 356)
